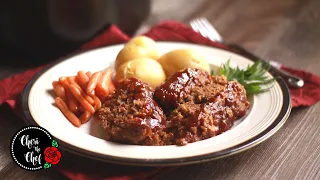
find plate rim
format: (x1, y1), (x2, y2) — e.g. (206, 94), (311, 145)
(21, 41), (292, 166)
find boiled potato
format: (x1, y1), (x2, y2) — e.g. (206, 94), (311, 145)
(126, 36), (159, 60)
(115, 57), (166, 88)
(115, 36), (159, 70)
(115, 45), (149, 70)
(157, 49), (210, 76)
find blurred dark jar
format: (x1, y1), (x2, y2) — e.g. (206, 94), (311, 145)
(0, 0), (151, 61)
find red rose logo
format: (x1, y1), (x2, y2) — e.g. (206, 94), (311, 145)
(44, 147), (61, 165)
(43, 139), (61, 169)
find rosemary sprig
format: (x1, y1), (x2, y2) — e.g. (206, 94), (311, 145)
(212, 60), (277, 95)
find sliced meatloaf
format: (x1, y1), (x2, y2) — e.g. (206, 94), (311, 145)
(98, 68), (250, 146)
(167, 80), (250, 146)
(97, 78), (173, 146)
(154, 68), (250, 146)
(154, 68), (227, 114)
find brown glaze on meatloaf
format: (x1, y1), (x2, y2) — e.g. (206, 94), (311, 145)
(98, 68), (250, 146)
(154, 68), (226, 113)
(167, 81), (250, 145)
(97, 78), (173, 146)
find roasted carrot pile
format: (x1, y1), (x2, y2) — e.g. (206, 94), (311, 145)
(52, 68), (115, 127)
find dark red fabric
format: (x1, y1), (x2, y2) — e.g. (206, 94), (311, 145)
(0, 21), (320, 180)
(281, 66), (320, 107)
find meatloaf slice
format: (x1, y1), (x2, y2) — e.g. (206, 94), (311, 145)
(154, 68), (227, 113)
(187, 75), (228, 104)
(97, 78), (172, 146)
(224, 81), (250, 117)
(167, 81), (250, 146)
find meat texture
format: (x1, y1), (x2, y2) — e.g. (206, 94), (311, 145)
(154, 68), (226, 113)
(98, 68), (250, 146)
(97, 78), (173, 146)
(155, 68), (250, 145)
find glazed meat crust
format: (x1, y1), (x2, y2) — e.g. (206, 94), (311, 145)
(166, 81), (250, 145)
(154, 68), (214, 113)
(155, 68), (250, 145)
(98, 68), (250, 146)
(98, 78), (173, 146)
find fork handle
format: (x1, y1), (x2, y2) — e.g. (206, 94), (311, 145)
(227, 44), (304, 88)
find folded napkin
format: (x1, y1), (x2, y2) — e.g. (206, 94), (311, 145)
(0, 21), (320, 180)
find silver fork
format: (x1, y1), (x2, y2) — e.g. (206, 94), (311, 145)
(190, 17), (304, 88)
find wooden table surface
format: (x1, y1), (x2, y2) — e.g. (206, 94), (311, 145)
(1, 0), (320, 179)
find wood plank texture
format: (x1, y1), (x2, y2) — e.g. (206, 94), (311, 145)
(0, 0), (319, 179)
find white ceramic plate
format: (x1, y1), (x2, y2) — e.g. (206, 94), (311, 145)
(21, 42), (291, 166)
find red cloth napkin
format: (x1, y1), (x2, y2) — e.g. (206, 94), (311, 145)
(0, 21), (320, 180)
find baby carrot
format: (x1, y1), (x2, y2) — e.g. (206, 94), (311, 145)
(55, 97), (81, 127)
(79, 111), (92, 124)
(86, 71), (102, 96)
(58, 77), (69, 89)
(66, 91), (79, 113)
(108, 81), (116, 94)
(86, 71), (92, 78)
(69, 84), (95, 114)
(93, 96), (101, 110)
(95, 69), (113, 98)
(52, 81), (67, 102)
(67, 76), (82, 90)
(67, 76), (94, 105)
(76, 70), (89, 89)
(79, 105), (85, 112)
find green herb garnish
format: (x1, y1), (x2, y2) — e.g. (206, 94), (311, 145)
(212, 60), (277, 95)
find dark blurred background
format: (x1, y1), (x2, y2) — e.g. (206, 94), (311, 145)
(0, 0), (151, 64)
